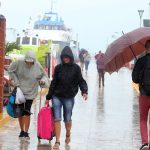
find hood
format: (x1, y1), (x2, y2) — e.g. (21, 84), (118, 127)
(60, 46), (74, 63)
(24, 51), (36, 62)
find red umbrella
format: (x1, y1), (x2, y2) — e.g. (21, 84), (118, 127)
(104, 27), (150, 73)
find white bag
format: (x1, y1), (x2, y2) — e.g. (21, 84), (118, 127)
(15, 87), (26, 104)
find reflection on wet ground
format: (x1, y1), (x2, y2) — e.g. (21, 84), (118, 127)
(0, 62), (141, 150)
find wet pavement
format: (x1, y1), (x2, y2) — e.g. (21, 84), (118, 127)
(0, 61), (141, 150)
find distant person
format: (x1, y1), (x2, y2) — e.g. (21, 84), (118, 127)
(95, 51), (102, 61)
(132, 40), (150, 150)
(45, 46), (88, 149)
(8, 51), (48, 141)
(79, 51), (85, 71)
(96, 53), (105, 87)
(84, 52), (91, 73)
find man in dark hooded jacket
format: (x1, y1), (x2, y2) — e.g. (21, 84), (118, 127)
(45, 46), (88, 149)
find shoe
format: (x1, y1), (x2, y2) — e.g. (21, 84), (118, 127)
(53, 142), (60, 149)
(24, 132), (30, 141)
(19, 131), (24, 139)
(65, 134), (71, 145)
(140, 143), (149, 150)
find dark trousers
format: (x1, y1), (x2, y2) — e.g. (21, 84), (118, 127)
(85, 61), (90, 71)
(98, 69), (104, 87)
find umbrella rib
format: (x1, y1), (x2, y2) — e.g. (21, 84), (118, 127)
(115, 57), (118, 71)
(129, 46), (137, 60)
(121, 53), (126, 65)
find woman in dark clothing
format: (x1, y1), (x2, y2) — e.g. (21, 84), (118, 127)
(45, 46), (88, 149)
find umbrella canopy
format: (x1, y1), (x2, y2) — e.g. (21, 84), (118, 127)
(104, 27), (150, 73)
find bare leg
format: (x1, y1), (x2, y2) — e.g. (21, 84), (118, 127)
(65, 122), (72, 144)
(53, 121), (61, 149)
(24, 115), (30, 133)
(18, 116), (24, 131)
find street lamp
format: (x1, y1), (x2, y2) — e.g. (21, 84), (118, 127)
(138, 10), (144, 27)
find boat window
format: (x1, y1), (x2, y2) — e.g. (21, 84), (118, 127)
(53, 25), (58, 30)
(46, 26), (49, 30)
(16, 37), (21, 45)
(32, 37), (37, 45)
(22, 37), (30, 45)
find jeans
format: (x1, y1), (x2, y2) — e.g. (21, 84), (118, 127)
(85, 61), (90, 71)
(52, 96), (75, 123)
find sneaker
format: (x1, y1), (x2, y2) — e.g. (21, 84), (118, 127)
(140, 143), (149, 150)
(24, 132), (30, 141)
(19, 131), (24, 139)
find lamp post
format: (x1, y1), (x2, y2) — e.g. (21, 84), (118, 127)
(138, 10), (144, 27)
(45, 52), (51, 78)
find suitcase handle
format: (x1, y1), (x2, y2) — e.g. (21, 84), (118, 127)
(39, 86), (43, 112)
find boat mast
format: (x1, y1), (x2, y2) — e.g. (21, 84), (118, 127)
(51, 0), (53, 12)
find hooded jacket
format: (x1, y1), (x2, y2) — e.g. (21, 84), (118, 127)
(46, 46), (88, 99)
(8, 51), (48, 100)
(132, 53), (150, 95)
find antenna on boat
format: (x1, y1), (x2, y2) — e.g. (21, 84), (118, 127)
(51, 0), (53, 12)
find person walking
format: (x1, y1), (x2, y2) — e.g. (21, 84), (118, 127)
(8, 51), (48, 141)
(84, 52), (91, 73)
(45, 46), (88, 149)
(95, 51), (102, 61)
(79, 51), (85, 71)
(96, 53), (105, 87)
(132, 40), (150, 150)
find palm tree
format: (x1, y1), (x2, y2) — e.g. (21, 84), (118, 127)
(5, 42), (21, 55)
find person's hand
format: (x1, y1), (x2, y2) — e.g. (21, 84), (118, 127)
(45, 100), (50, 106)
(39, 80), (45, 87)
(83, 93), (88, 101)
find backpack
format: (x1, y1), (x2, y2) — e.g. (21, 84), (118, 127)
(141, 57), (150, 95)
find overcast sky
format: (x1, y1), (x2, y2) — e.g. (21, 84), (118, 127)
(1, 0), (150, 53)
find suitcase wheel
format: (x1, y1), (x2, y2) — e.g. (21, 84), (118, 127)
(49, 140), (51, 144)
(38, 138), (41, 144)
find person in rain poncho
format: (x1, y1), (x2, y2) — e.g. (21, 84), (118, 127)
(8, 50), (49, 141)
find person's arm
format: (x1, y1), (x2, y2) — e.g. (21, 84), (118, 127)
(8, 61), (20, 87)
(37, 62), (50, 88)
(132, 58), (144, 83)
(46, 66), (59, 100)
(77, 66), (88, 99)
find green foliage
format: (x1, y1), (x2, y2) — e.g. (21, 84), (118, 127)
(36, 40), (52, 67)
(5, 42), (21, 55)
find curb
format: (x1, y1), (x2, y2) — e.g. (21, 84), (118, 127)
(132, 83), (139, 93)
(0, 112), (11, 127)
(38, 88), (48, 95)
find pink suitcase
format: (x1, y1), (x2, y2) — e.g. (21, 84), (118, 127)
(37, 106), (55, 143)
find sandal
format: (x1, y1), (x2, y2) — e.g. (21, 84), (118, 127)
(65, 134), (71, 145)
(53, 142), (60, 149)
